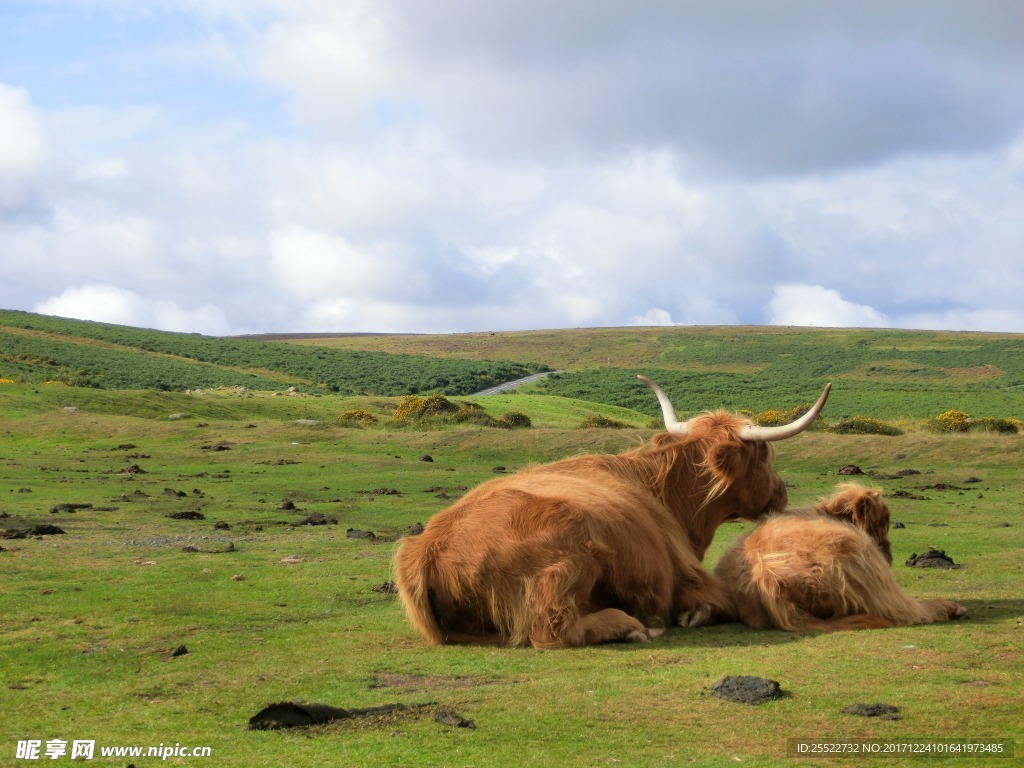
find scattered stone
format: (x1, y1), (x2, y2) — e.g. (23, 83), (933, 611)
(279, 555), (304, 565)
(838, 465), (864, 475)
(420, 455), (434, 462)
(890, 490), (927, 500)
(114, 444), (137, 451)
(258, 458), (299, 466)
(182, 545), (201, 553)
(346, 528), (377, 540)
(434, 710), (476, 729)
(492, 466), (507, 474)
(231, 574), (245, 581)
(280, 500), (298, 511)
(294, 419), (319, 426)
(371, 488), (399, 496)
(405, 523), (425, 536)
(843, 703), (900, 720)
(964, 476), (983, 484)
(294, 513), (337, 526)
(164, 488), (187, 497)
(50, 503), (93, 514)
(201, 442), (233, 452)
(62, 406), (79, 414)
(373, 581), (398, 594)
(122, 464), (146, 475)
(214, 521), (231, 530)
(892, 521), (906, 529)
(169, 413), (191, 421)
(248, 701), (436, 731)
(2, 524), (66, 539)
(710, 676), (784, 705)
(167, 511), (206, 520)
(164, 644), (189, 660)
(248, 701), (352, 730)
(906, 548), (959, 569)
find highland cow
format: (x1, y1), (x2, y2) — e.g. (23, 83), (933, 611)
(394, 377), (831, 648)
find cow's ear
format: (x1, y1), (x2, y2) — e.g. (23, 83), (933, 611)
(704, 436), (747, 486)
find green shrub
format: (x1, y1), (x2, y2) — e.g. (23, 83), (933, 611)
(579, 414), (628, 429)
(928, 409), (972, 433)
(828, 416), (903, 436)
(753, 408), (788, 427)
(337, 409), (379, 427)
(973, 417), (1019, 434)
(496, 410), (532, 429)
(391, 394), (461, 423)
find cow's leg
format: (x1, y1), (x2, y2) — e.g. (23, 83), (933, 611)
(674, 569), (734, 628)
(527, 560), (654, 648)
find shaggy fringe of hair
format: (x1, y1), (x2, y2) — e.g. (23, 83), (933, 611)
(715, 484), (965, 632)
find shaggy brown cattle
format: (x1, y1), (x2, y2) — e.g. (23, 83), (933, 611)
(714, 483), (967, 631)
(393, 377), (831, 648)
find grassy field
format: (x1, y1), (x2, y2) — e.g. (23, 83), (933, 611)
(1, 385), (1020, 766)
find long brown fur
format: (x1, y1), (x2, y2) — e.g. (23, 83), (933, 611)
(714, 483), (967, 631)
(394, 413), (790, 648)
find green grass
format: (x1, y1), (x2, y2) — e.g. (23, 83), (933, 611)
(1, 386), (1021, 766)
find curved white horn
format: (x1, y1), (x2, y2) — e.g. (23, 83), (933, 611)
(637, 375), (689, 435)
(739, 383), (832, 442)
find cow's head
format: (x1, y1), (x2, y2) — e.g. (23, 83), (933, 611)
(814, 483), (892, 564)
(639, 376), (830, 556)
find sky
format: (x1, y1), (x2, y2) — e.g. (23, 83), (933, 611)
(2, 1), (1024, 336)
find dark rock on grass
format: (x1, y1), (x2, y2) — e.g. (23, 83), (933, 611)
(405, 523), (424, 536)
(214, 521), (231, 530)
(163, 644), (189, 660)
(420, 454), (434, 462)
(373, 581), (397, 594)
(49, 503), (93, 514)
(294, 513), (337, 526)
(891, 490), (927, 500)
(248, 701), (353, 730)
(434, 710), (476, 729)
(838, 464), (864, 475)
(201, 441), (233, 452)
(280, 500), (299, 511)
(892, 521), (906, 529)
(247, 701), (437, 731)
(2, 524), (66, 539)
(167, 511), (206, 521)
(164, 488), (187, 497)
(906, 548), (959, 568)
(346, 528), (377, 540)
(710, 676), (784, 705)
(843, 703), (900, 720)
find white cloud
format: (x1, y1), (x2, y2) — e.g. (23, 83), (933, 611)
(766, 284), (891, 328)
(2, 3), (1024, 334)
(34, 284), (233, 335)
(0, 83), (46, 204)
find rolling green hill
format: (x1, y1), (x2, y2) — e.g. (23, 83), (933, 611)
(2, 309), (1022, 420)
(0, 310), (547, 396)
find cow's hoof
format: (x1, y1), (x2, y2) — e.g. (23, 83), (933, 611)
(645, 625), (666, 640)
(625, 628), (652, 643)
(677, 606), (712, 628)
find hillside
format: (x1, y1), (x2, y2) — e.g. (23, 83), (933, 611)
(0, 310), (547, 396)
(2, 310), (1022, 420)
(270, 325), (1024, 420)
